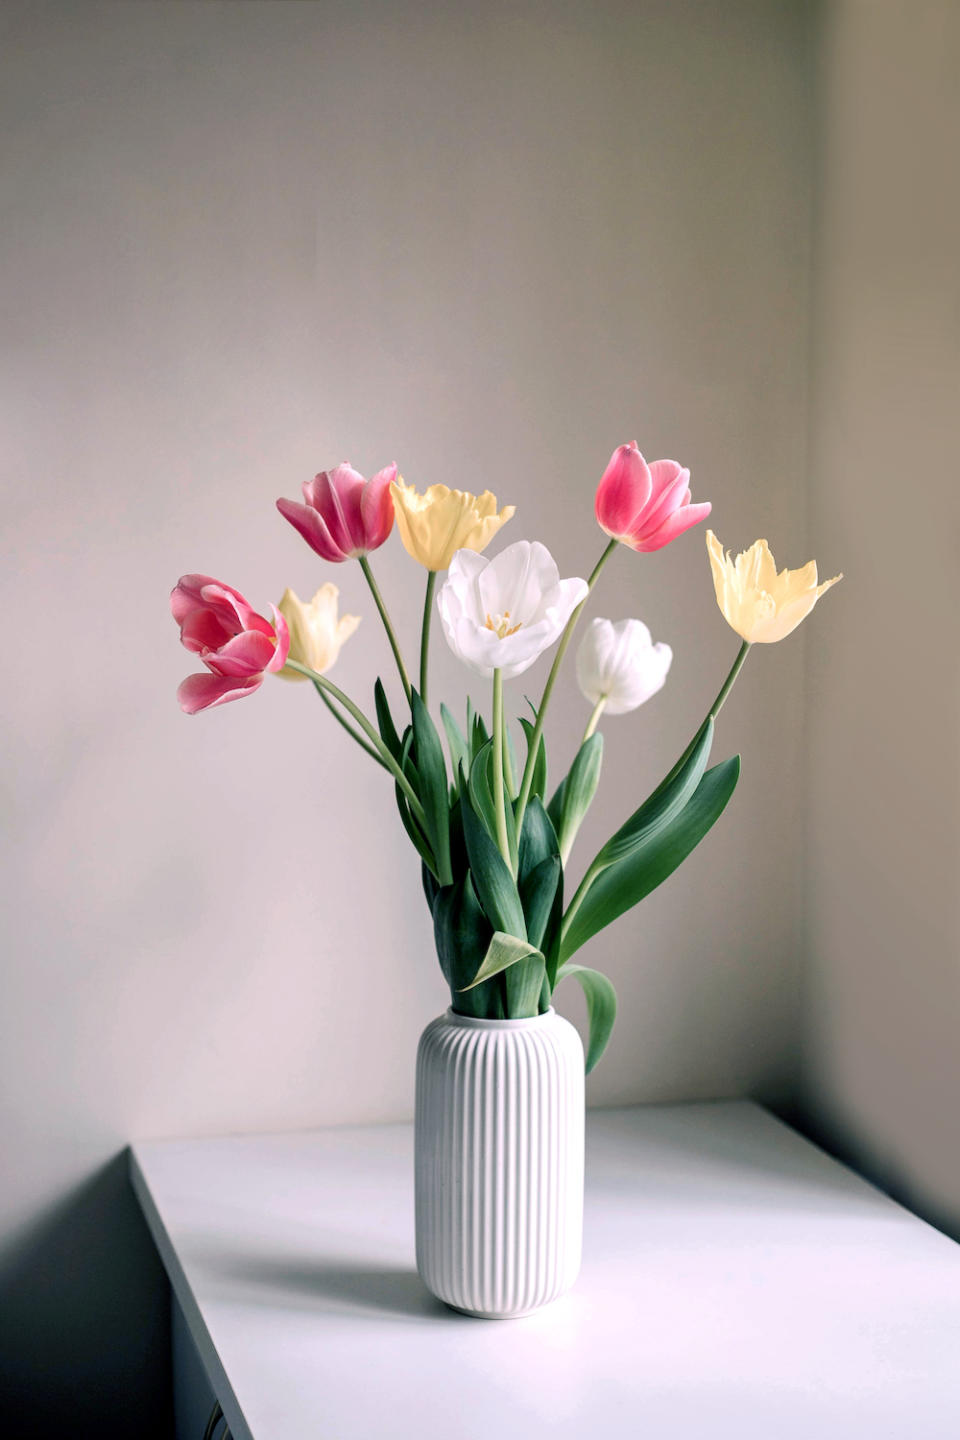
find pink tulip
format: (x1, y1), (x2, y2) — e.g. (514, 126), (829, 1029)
(276, 462), (396, 562)
(171, 575), (290, 713)
(595, 442), (711, 552)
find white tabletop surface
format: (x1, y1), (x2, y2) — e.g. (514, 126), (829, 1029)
(129, 1102), (960, 1439)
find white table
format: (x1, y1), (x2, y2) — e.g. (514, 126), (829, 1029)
(129, 1102), (960, 1439)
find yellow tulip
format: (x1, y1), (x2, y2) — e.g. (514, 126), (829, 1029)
(390, 479), (515, 571)
(276, 584), (360, 680)
(706, 530), (841, 643)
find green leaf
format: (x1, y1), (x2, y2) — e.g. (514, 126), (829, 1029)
(460, 930), (543, 991)
(517, 794), (560, 882)
(546, 775), (566, 834)
(411, 689), (452, 884)
(594, 719), (715, 870)
(459, 766), (526, 939)
(555, 734), (603, 865)
(433, 873), (501, 1018)
(374, 678), (402, 762)
(440, 704), (469, 794)
(467, 739), (518, 863)
(518, 716), (548, 803)
(421, 862), (440, 913)
(555, 963), (617, 1073)
(399, 724), (416, 781)
(470, 739), (497, 835)
(394, 783), (436, 875)
(516, 798), (563, 994)
(506, 954), (547, 1018)
(470, 708), (490, 764)
(446, 796), (468, 882)
(561, 755), (741, 960)
(519, 854), (561, 951)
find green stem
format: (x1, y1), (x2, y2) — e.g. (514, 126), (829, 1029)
(582, 694), (607, 743)
(711, 638), (752, 720)
(313, 682), (387, 768)
(420, 570), (437, 706)
(358, 555), (412, 706)
(664, 639), (753, 789)
(491, 669), (511, 869)
(284, 659), (426, 826)
(515, 538), (618, 834)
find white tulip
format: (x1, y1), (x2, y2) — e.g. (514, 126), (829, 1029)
(576, 617), (672, 715)
(437, 541), (589, 680)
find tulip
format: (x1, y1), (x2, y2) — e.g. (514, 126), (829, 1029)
(595, 442), (711, 552)
(277, 462), (396, 562)
(576, 618), (673, 716)
(438, 540), (588, 681)
(390, 480), (515, 572)
(171, 575), (290, 713)
(276, 584), (360, 681)
(706, 531), (842, 643)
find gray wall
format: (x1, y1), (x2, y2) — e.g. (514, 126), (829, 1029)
(0, 1), (813, 1431)
(800, 0), (960, 1237)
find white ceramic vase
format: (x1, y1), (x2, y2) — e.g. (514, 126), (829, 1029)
(414, 1007), (585, 1319)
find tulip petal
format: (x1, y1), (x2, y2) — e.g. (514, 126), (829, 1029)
(171, 574), (250, 625)
(177, 672), (264, 713)
(478, 539), (559, 625)
(595, 442), (652, 538)
(575, 615), (670, 714)
(360, 464), (397, 551)
(179, 608), (235, 654)
(636, 462), (691, 538)
(439, 541), (587, 680)
(307, 467), (364, 555)
(265, 605), (290, 671)
(749, 573), (842, 643)
(635, 500), (712, 553)
(276, 497), (349, 562)
(203, 629), (277, 677)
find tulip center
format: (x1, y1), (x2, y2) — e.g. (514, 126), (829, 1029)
(484, 610), (522, 640)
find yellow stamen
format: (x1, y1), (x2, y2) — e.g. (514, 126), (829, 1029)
(484, 610), (522, 639)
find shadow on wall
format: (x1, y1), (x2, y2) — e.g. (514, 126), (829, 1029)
(791, 1106), (960, 1247)
(0, 1155), (171, 1440)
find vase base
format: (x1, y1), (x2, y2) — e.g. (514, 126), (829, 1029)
(442, 1300), (548, 1320)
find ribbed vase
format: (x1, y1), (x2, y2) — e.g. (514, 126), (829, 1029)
(414, 1008), (584, 1319)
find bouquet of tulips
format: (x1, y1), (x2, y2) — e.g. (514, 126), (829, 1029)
(171, 443), (840, 1071)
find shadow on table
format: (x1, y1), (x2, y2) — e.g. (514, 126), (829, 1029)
(216, 1252), (454, 1320)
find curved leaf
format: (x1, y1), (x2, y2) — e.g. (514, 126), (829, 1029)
(519, 854), (561, 951)
(470, 707), (490, 764)
(461, 930), (543, 990)
(374, 678), (402, 762)
(555, 734), (603, 865)
(518, 794), (560, 882)
(555, 963), (617, 1073)
(411, 689), (452, 884)
(433, 873), (501, 1018)
(469, 739), (517, 866)
(561, 755), (741, 961)
(394, 783), (436, 876)
(459, 768), (526, 939)
(518, 716), (548, 802)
